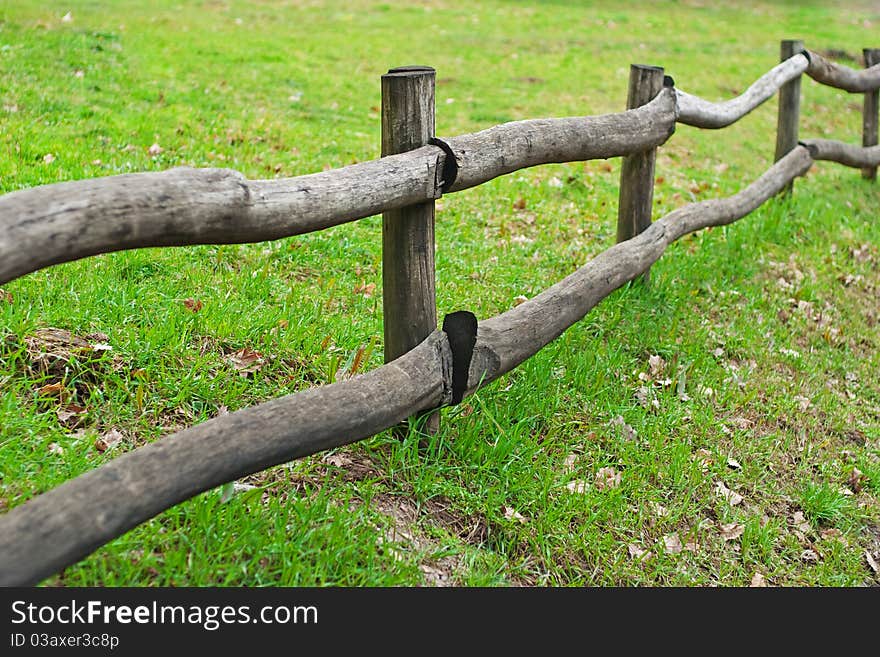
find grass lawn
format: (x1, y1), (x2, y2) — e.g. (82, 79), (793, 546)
(1, 0), (878, 586)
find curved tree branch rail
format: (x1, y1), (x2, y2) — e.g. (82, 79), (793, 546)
(0, 42), (877, 586)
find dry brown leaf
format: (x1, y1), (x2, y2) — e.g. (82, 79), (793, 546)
(791, 511), (811, 534)
(819, 528), (844, 543)
(512, 197), (526, 210)
(684, 539), (699, 552)
(566, 480), (589, 494)
(595, 466), (621, 491)
(38, 381), (66, 397)
(692, 448), (713, 471)
(56, 404), (86, 427)
(865, 550), (879, 574)
(719, 522), (745, 541)
(649, 501), (669, 517)
(726, 457), (742, 470)
(562, 453), (578, 473)
(354, 282), (376, 297)
(95, 428), (124, 453)
(848, 467), (865, 493)
(663, 533), (682, 554)
(182, 298), (203, 313)
(148, 143), (164, 156)
(715, 481), (744, 506)
(47, 442), (64, 456)
(750, 572), (768, 587)
(0, 288), (12, 304)
(610, 415), (637, 441)
(648, 354), (665, 377)
(227, 347), (264, 376)
(503, 506), (528, 524)
(628, 543), (652, 561)
(801, 549), (819, 563)
(323, 453), (353, 468)
(512, 294), (529, 307)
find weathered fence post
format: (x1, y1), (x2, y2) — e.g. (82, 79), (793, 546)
(381, 66), (439, 435)
(775, 39), (805, 193)
(617, 64), (664, 281)
(862, 48), (880, 181)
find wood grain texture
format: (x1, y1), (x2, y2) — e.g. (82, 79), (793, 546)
(617, 64), (665, 269)
(775, 41), (804, 194)
(806, 50), (880, 92)
(0, 331), (453, 586)
(802, 138), (880, 168)
(676, 54), (809, 128)
(0, 90), (677, 287)
(381, 67), (438, 363)
(444, 87), (677, 193)
(381, 66), (439, 434)
(862, 49), (880, 180)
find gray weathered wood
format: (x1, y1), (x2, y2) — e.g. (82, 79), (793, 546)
(0, 146), (817, 586)
(465, 146), (815, 394)
(862, 49), (880, 180)
(0, 331), (453, 586)
(676, 54), (809, 128)
(0, 90), (677, 288)
(802, 138), (880, 168)
(381, 66), (439, 434)
(806, 50), (880, 92)
(775, 40), (805, 194)
(617, 64), (665, 278)
(445, 88), (677, 193)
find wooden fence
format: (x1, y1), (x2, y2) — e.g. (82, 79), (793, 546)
(1, 42), (879, 586)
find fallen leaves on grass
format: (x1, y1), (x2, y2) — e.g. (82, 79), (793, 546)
(715, 481), (744, 506)
(512, 294), (529, 307)
(94, 428), (124, 453)
(0, 288), (12, 304)
(47, 442), (64, 456)
(503, 506), (528, 524)
(718, 522), (744, 541)
(847, 467), (866, 493)
(750, 572), (768, 587)
(353, 281), (376, 298)
(609, 415), (637, 441)
(595, 466), (621, 490)
(182, 298), (203, 313)
(57, 403), (86, 428)
(566, 480), (589, 494)
(791, 511), (812, 534)
(148, 143), (164, 156)
(628, 543), (652, 561)
(663, 533), (683, 554)
(227, 347), (265, 376)
(727, 457), (742, 470)
(865, 550), (879, 574)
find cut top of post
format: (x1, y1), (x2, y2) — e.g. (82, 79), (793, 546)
(626, 64), (665, 110)
(381, 66), (436, 157)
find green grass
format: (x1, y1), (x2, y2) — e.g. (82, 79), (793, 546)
(1, 0), (879, 586)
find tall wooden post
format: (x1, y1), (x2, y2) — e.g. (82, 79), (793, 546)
(775, 39), (804, 193)
(862, 48), (880, 181)
(617, 64), (664, 282)
(381, 66), (439, 435)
